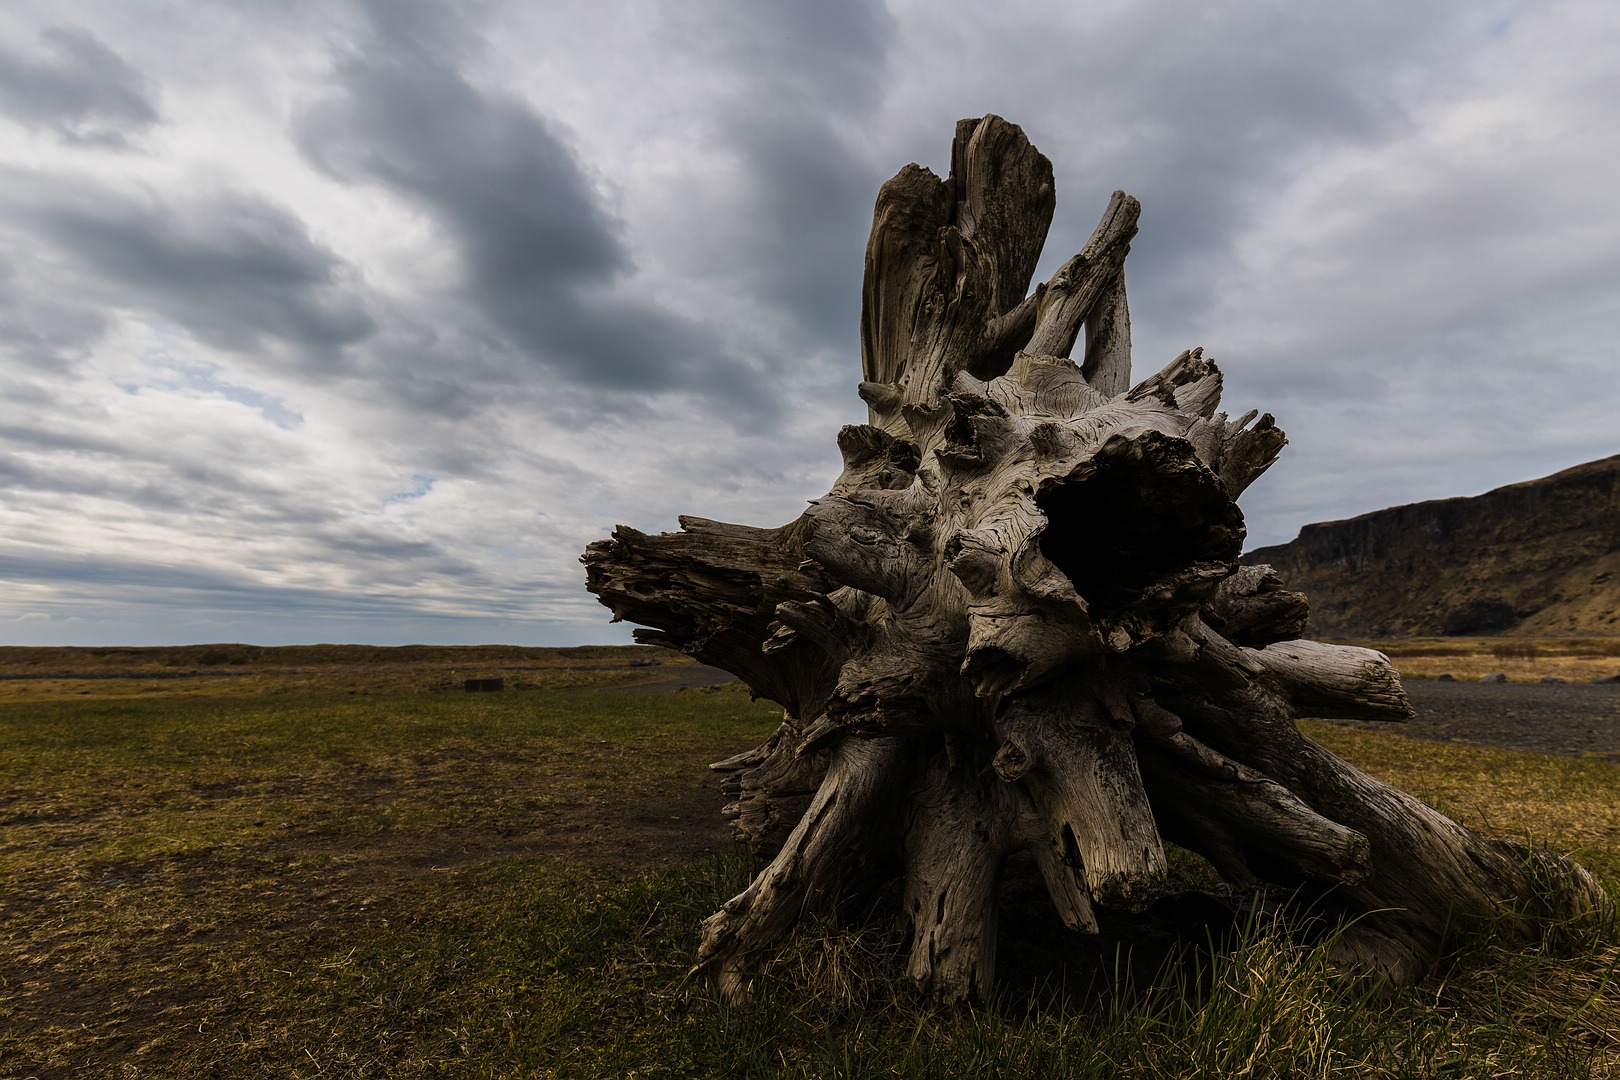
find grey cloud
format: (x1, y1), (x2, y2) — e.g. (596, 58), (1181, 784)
(0, 26), (159, 146)
(0, 415), (504, 579)
(0, 549), (297, 594)
(0, 427), (309, 519)
(696, 0), (892, 112)
(0, 402), (341, 528)
(677, 0), (894, 352)
(705, 110), (880, 355)
(1019, 2), (1493, 345)
(3, 0), (1612, 650)
(2, 564), (611, 646)
(0, 548), (498, 621)
(9, 180), (375, 364)
(0, 429), (493, 588)
(0, 254), (111, 371)
(0, 456), (213, 516)
(311, 529), (475, 571)
(296, 19), (771, 409)
(299, 57), (627, 290)
(364, 360), (483, 420)
(0, 418), (126, 459)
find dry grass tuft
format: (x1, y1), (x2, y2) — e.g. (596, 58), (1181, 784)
(1358, 636), (1620, 682)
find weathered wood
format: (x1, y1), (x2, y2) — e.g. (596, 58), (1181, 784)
(1201, 564), (1309, 646)
(713, 719), (830, 856)
(860, 165), (950, 397)
(1080, 271), (1132, 397)
(697, 737), (904, 1000)
(583, 115), (1611, 1005)
(995, 683), (1165, 907)
(1147, 641), (1610, 981)
(1026, 191), (1140, 360)
(902, 745), (1016, 999)
(582, 516), (838, 718)
(1136, 744), (1372, 888)
(1247, 637), (1414, 723)
(947, 116), (1055, 381)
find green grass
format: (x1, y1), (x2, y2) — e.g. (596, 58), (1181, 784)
(0, 686), (782, 879)
(3, 676), (1619, 1077)
(164, 855), (1620, 1078)
(0, 683), (766, 769)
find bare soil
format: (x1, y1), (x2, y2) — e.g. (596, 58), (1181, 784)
(0, 651), (751, 1078)
(1, 716), (743, 1077)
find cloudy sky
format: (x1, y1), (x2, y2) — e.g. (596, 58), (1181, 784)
(1, 0), (1616, 647)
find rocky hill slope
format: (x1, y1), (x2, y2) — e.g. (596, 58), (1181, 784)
(1244, 455), (1620, 638)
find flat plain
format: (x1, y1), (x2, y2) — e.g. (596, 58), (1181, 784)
(2, 641), (1619, 1078)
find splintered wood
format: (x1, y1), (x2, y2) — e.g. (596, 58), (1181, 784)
(583, 116), (1610, 1003)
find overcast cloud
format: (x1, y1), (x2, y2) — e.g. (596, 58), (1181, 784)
(1, 0), (1616, 646)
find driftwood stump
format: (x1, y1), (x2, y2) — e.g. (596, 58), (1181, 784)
(582, 116), (1611, 1003)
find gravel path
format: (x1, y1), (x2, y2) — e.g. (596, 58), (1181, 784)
(1325, 679), (1620, 761)
(643, 669), (1620, 760)
(624, 664), (1620, 761)
(624, 668), (1620, 759)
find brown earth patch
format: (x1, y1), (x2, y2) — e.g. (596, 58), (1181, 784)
(0, 713), (750, 1078)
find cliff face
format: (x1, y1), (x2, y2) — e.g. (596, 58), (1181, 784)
(1244, 455), (1620, 638)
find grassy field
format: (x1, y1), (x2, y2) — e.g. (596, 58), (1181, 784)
(0, 643), (700, 704)
(2, 644), (1618, 1078)
(1363, 637), (1620, 683)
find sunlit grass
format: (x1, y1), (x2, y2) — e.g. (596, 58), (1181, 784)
(1351, 636), (1620, 683)
(1303, 720), (1620, 882)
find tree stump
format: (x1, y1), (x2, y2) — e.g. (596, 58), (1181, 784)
(582, 116), (1611, 1003)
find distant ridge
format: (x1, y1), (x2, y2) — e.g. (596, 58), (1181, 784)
(1244, 455), (1620, 638)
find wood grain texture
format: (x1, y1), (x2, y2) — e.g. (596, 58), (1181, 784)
(582, 116), (1610, 1003)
